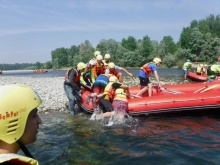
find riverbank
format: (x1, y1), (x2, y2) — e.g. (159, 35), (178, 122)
(0, 76), (184, 113)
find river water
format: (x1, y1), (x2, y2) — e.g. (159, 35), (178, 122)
(3, 69), (220, 165)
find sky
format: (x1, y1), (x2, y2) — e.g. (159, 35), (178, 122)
(0, 0), (220, 64)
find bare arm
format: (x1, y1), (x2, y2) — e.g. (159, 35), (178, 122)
(153, 70), (161, 88)
(121, 67), (133, 77)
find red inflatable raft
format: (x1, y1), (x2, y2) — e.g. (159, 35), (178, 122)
(187, 71), (208, 82)
(79, 81), (220, 115)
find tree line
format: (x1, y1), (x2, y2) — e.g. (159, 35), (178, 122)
(1, 14), (220, 70)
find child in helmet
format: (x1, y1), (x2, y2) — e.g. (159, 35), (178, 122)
(135, 58), (162, 97)
(195, 64), (204, 76)
(80, 59), (97, 86)
(105, 62), (133, 83)
(95, 76), (129, 119)
(93, 54), (105, 79)
(0, 84), (42, 165)
(103, 53), (133, 83)
(64, 62), (87, 115)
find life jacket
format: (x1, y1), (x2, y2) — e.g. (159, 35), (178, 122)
(109, 68), (118, 77)
(64, 68), (80, 83)
(103, 82), (115, 102)
(94, 62), (104, 78)
(0, 153), (39, 165)
(102, 60), (110, 72)
(114, 88), (127, 101)
(141, 63), (153, 75)
(196, 66), (202, 73)
(182, 62), (192, 70)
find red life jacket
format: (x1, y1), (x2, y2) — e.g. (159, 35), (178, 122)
(141, 63), (153, 75)
(109, 69), (118, 77)
(64, 68), (80, 83)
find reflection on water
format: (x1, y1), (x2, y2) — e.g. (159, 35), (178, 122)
(28, 111), (220, 165)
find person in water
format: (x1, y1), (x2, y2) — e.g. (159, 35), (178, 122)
(0, 84), (42, 165)
(97, 75), (129, 119)
(135, 58), (162, 97)
(64, 62), (87, 115)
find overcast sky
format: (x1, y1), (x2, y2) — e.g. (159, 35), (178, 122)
(1, 0), (220, 64)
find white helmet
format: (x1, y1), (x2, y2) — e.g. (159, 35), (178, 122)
(109, 75), (118, 83)
(104, 54), (111, 59)
(89, 59), (97, 66)
(153, 58), (162, 64)
(94, 51), (101, 57)
(109, 62), (115, 69)
(96, 54), (103, 60)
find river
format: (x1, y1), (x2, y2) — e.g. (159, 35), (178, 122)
(3, 69), (220, 165)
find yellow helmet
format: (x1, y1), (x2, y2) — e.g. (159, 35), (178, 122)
(0, 84), (42, 144)
(96, 54), (103, 60)
(109, 62), (115, 69)
(104, 54), (111, 59)
(200, 64), (204, 67)
(77, 62), (86, 70)
(153, 58), (162, 64)
(94, 51), (101, 57)
(109, 75), (118, 82)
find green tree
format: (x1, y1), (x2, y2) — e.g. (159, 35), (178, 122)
(121, 36), (137, 51)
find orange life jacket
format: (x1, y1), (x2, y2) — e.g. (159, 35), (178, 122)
(103, 82), (115, 102)
(141, 63), (153, 75)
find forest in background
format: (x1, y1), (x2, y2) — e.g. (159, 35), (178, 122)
(1, 14), (220, 70)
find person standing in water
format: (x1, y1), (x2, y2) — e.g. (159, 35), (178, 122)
(0, 84), (42, 165)
(64, 62), (87, 115)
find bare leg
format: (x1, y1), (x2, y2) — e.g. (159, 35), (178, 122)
(117, 72), (123, 83)
(103, 111), (114, 118)
(136, 86), (148, 97)
(148, 83), (152, 97)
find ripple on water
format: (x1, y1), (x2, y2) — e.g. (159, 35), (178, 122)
(26, 111), (220, 165)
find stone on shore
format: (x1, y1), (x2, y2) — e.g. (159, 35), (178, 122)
(0, 76), (184, 113)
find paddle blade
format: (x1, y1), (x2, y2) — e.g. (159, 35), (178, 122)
(200, 84), (219, 93)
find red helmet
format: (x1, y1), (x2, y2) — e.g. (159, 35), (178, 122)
(218, 58), (220, 62)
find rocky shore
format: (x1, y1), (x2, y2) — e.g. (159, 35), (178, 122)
(0, 76), (184, 113)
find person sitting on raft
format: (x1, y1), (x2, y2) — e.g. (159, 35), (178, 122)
(206, 62), (220, 82)
(93, 54), (105, 79)
(195, 64), (204, 76)
(105, 62), (133, 83)
(135, 58), (162, 97)
(0, 84), (42, 165)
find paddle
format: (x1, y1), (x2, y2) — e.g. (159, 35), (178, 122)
(160, 87), (184, 94)
(194, 86), (208, 93)
(200, 84), (219, 93)
(130, 94), (142, 98)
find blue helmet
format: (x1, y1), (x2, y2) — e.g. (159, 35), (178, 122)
(187, 59), (190, 62)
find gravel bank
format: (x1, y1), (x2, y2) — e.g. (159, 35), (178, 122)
(0, 76), (183, 113)
(0, 76), (68, 113)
